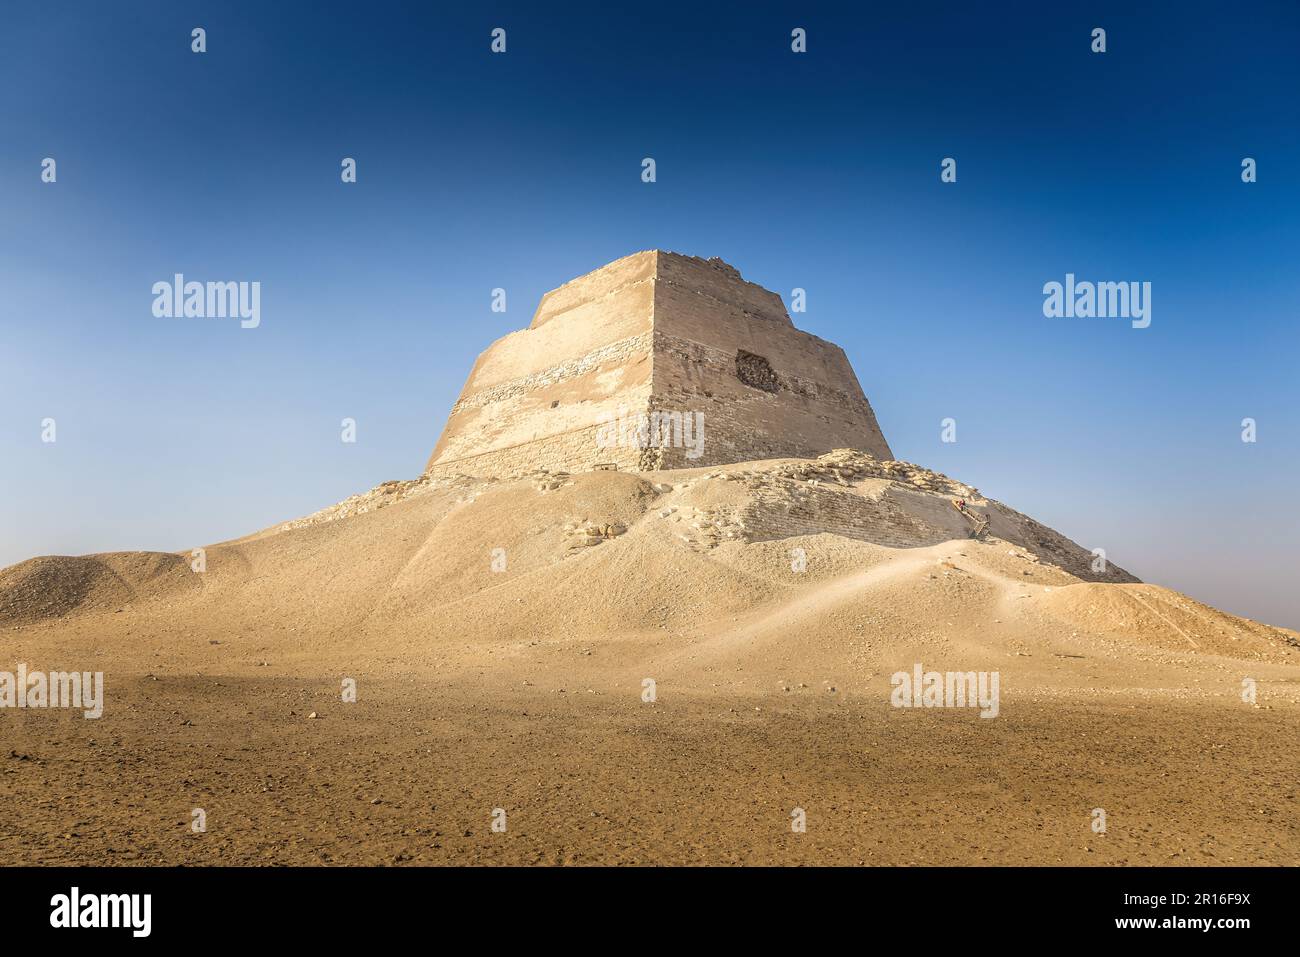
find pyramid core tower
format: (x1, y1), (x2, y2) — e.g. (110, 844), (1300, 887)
(425, 251), (892, 477)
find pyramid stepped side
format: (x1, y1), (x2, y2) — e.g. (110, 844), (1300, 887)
(648, 252), (892, 468)
(425, 251), (658, 477)
(425, 251), (892, 477)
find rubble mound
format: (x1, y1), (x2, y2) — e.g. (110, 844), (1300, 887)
(0, 551), (194, 625)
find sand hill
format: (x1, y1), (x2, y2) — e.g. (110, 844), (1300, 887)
(4, 449), (1293, 674)
(3, 449), (1298, 865)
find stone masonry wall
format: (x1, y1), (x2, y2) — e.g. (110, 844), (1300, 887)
(425, 252), (657, 473)
(426, 251), (893, 477)
(649, 253), (892, 467)
(426, 422), (644, 480)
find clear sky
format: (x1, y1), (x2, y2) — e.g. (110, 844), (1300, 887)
(2, 1), (1297, 627)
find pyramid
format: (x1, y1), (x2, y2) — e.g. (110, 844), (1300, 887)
(425, 251), (892, 477)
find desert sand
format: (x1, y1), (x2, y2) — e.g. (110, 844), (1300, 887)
(2, 450), (1297, 865)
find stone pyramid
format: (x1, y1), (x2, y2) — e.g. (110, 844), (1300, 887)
(425, 251), (892, 476)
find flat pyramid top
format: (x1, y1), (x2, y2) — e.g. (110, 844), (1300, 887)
(529, 250), (793, 330)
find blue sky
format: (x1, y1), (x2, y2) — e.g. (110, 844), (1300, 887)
(2, 1), (1298, 626)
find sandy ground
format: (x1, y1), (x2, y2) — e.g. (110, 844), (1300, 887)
(2, 457), (1297, 865)
(3, 682), (1296, 866)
